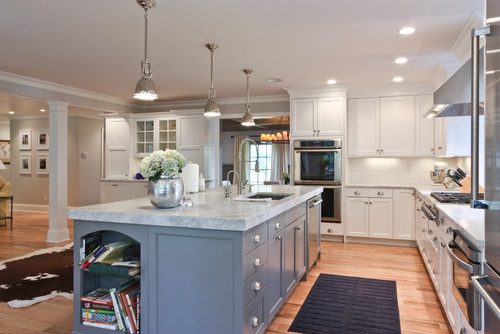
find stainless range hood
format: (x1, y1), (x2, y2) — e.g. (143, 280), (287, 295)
(427, 48), (484, 118)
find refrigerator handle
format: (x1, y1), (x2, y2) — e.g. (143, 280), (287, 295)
(471, 26), (490, 208)
(471, 275), (500, 322)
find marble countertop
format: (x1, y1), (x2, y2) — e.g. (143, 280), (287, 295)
(346, 183), (449, 191)
(68, 185), (322, 232)
(437, 204), (485, 248)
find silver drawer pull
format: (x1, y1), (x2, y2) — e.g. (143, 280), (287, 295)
(354, 191), (360, 195)
(428, 258), (432, 264)
(447, 227), (453, 234)
(296, 225), (302, 231)
(378, 191), (384, 196)
(275, 235), (282, 241)
(253, 281), (262, 291)
(327, 229), (333, 233)
(274, 222), (280, 229)
(433, 269), (438, 275)
(441, 242), (446, 248)
(253, 234), (261, 243)
(253, 258), (261, 267)
(251, 316), (259, 327)
(433, 236), (438, 242)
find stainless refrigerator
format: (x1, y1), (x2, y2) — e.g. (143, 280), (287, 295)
(471, 1), (500, 333)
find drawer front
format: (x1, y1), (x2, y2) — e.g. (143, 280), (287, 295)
(320, 222), (343, 235)
(243, 264), (267, 308)
(284, 203), (306, 226)
(243, 223), (268, 255)
(346, 187), (392, 198)
(267, 214), (284, 237)
(243, 288), (266, 334)
(243, 242), (267, 281)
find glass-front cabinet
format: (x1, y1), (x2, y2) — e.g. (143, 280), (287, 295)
(135, 118), (177, 157)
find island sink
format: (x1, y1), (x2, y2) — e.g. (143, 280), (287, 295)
(245, 192), (293, 200)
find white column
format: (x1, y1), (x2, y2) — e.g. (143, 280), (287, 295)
(47, 100), (70, 243)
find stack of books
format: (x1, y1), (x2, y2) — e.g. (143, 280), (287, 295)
(81, 279), (141, 333)
(79, 240), (138, 272)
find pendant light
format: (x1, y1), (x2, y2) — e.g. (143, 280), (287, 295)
(133, 0), (158, 101)
(241, 69), (255, 126)
(204, 43), (221, 117)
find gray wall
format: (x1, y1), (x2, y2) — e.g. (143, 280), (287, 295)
(9, 116), (103, 207)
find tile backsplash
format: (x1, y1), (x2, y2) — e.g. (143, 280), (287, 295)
(346, 157), (463, 185)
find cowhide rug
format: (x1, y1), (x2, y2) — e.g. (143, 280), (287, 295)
(0, 243), (73, 308)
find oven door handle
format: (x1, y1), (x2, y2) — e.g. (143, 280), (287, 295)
(446, 242), (474, 274)
(471, 275), (500, 322)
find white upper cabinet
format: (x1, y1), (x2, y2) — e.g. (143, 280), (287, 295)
(290, 96), (345, 138)
(347, 98), (379, 156)
(134, 117), (177, 158)
(177, 114), (205, 172)
(435, 116), (484, 157)
(348, 96), (414, 156)
(415, 95), (435, 156)
(105, 117), (130, 179)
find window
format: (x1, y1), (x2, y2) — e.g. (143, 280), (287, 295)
(249, 142), (272, 185)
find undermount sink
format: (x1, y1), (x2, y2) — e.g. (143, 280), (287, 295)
(238, 192), (292, 201)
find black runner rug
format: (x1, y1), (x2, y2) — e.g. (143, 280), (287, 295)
(289, 273), (401, 334)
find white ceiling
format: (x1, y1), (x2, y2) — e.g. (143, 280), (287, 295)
(0, 0), (484, 114)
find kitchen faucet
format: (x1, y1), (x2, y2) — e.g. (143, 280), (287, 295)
(238, 138), (260, 195)
(225, 170), (240, 198)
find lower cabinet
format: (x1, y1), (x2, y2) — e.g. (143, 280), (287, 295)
(100, 181), (149, 204)
(284, 216), (307, 297)
(346, 187), (416, 241)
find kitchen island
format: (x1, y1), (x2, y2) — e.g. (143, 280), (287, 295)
(69, 185), (322, 334)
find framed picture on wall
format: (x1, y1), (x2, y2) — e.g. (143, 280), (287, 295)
(36, 129), (49, 150)
(36, 153), (49, 174)
(0, 140), (10, 164)
(19, 129), (31, 150)
(19, 154), (31, 174)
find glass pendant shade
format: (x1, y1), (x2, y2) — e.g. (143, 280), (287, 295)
(204, 43), (220, 117)
(134, 77), (158, 101)
(241, 69), (254, 126)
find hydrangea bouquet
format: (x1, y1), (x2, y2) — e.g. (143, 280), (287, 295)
(140, 149), (187, 183)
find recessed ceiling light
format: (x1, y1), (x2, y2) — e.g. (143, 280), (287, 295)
(393, 76), (404, 82)
(326, 79), (337, 85)
(399, 27), (415, 35)
(265, 78), (282, 83)
(40, 109), (46, 112)
(395, 57), (408, 64)
(8, 111), (14, 114)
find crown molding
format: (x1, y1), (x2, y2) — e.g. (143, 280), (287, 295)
(451, 12), (483, 67)
(346, 82), (433, 99)
(284, 84), (350, 98)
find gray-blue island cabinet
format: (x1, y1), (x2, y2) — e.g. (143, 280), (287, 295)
(70, 185), (322, 334)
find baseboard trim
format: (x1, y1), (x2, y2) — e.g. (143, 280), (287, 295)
(345, 236), (416, 247)
(13, 204), (77, 214)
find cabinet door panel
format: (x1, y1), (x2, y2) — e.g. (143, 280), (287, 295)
(346, 197), (369, 237)
(368, 198), (393, 238)
(379, 96), (415, 156)
(415, 95), (435, 156)
(317, 97), (344, 136)
(295, 217), (306, 280)
(284, 224), (296, 297)
(267, 230), (285, 319)
(291, 99), (316, 137)
(392, 189), (415, 240)
(347, 98), (379, 156)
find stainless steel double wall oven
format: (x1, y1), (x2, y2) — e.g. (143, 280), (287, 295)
(293, 139), (341, 225)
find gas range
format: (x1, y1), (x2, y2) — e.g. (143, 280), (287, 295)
(430, 192), (484, 204)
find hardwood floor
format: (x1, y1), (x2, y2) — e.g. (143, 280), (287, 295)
(0, 212), (451, 334)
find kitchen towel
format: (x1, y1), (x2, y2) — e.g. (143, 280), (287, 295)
(289, 273), (401, 334)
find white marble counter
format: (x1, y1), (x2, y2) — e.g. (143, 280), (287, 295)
(436, 204), (485, 247)
(68, 185), (322, 232)
(347, 183), (448, 191)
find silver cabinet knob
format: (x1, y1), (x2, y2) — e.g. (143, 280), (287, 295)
(433, 236), (438, 242)
(421, 229), (426, 232)
(377, 191), (384, 196)
(327, 229), (333, 233)
(354, 191), (360, 195)
(380, 149), (384, 152)
(251, 316), (259, 327)
(296, 225), (302, 231)
(253, 281), (262, 291)
(416, 208), (420, 212)
(441, 242), (446, 248)
(431, 148), (434, 151)
(253, 234), (261, 243)
(433, 269), (438, 275)
(275, 235), (282, 241)
(428, 229), (432, 234)
(438, 146), (443, 150)
(274, 222), (280, 229)
(428, 258), (432, 264)
(446, 227), (453, 234)
(253, 258), (261, 267)
(460, 327), (467, 334)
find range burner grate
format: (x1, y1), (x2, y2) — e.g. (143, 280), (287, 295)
(430, 192), (484, 204)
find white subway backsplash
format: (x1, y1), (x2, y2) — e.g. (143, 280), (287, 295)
(346, 157), (462, 185)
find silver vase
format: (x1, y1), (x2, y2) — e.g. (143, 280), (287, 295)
(147, 175), (184, 208)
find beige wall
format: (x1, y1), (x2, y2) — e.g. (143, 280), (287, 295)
(9, 116), (103, 208)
